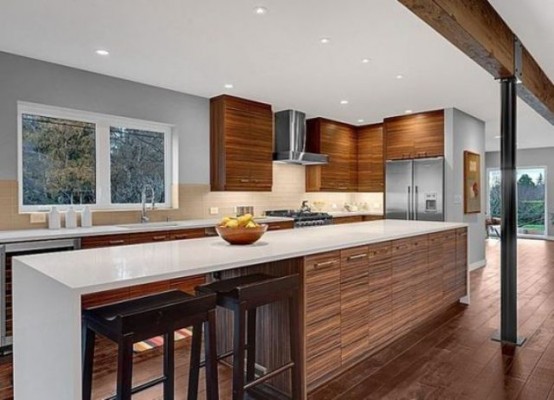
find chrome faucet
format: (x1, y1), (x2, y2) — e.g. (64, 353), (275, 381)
(141, 184), (155, 223)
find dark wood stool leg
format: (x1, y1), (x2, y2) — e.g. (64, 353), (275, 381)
(116, 335), (134, 400)
(82, 324), (96, 400)
(205, 309), (220, 400)
(289, 293), (302, 400)
(232, 302), (247, 400)
(246, 308), (257, 383)
(188, 322), (202, 400)
(164, 332), (175, 400)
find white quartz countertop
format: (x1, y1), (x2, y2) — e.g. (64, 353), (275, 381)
(14, 220), (466, 294)
(0, 216), (293, 243)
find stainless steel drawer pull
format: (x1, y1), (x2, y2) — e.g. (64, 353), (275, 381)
(152, 236), (166, 241)
(314, 260), (336, 269)
(347, 253), (367, 261)
(109, 240), (125, 245)
(270, 225), (281, 229)
(240, 179), (250, 183)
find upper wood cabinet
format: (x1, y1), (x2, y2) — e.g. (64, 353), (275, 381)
(305, 118), (357, 192)
(210, 95), (273, 191)
(357, 123), (384, 192)
(384, 110), (444, 160)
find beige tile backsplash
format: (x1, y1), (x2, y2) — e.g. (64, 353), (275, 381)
(0, 164), (383, 231)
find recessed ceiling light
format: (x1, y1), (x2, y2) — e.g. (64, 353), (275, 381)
(358, 119), (365, 123)
(340, 100), (349, 105)
(95, 49), (110, 56)
(254, 6), (267, 15)
(361, 58), (370, 64)
(405, 109), (413, 114)
(396, 74), (404, 80)
(320, 37), (331, 44)
(224, 83), (234, 89)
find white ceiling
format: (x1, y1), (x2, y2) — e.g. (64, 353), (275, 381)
(0, 0), (552, 152)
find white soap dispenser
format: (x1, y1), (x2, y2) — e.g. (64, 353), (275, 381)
(48, 206), (61, 230)
(65, 206), (77, 229)
(81, 206), (92, 228)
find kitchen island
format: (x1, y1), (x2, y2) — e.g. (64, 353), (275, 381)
(12, 220), (468, 399)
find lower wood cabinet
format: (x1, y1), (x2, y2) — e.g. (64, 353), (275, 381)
(304, 252), (341, 389)
(368, 242), (392, 349)
(332, 215), (364, 225)
(266, 220), (294, 231)
(81, 228), (208, 249)
(304, 228), (468, 390)
(340, 246), (370, 365)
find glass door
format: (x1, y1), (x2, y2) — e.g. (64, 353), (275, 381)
(488, 167), (546, 236)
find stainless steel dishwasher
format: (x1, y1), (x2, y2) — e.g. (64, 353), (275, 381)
(0, 238), (81, 355)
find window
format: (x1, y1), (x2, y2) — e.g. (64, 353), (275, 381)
(487, 167), (546, 236)
(18, 103), (174, 211)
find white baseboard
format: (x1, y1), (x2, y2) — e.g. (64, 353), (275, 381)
(469, 259), (486, 271)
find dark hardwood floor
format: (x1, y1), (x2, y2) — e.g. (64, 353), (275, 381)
(2, 239), (554, 399)
(310, 239), (554, 400)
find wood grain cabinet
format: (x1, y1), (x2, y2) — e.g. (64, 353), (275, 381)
(367, 242), (393, 350)
(340, 247), (370, 365)
(455, 228), (468, 299)
(332, 215), (364, 225)
(391, 235), (429, 337)
(210, 95), (273, 191)
(81, 228), (207, 249)
(265, 220), (294, 231)
(304, 251), (342, 389)
(305, 118), (357, 192)
(81, 234), (132, 249)
(357, 124), (385, 192)
(384, 110), (445, 160)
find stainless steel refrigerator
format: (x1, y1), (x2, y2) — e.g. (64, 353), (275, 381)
(385, 157), (444, 221)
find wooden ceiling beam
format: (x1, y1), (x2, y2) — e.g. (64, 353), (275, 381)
(399, 0), (554, 124)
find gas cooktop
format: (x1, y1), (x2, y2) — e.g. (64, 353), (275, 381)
(265, 210), (333, 228)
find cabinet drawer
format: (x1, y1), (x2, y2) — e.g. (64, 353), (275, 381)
(129, 231), (172, 244)
(266, 221), (294, 231)
(333, 216), (364, 225)
(305, 252), (341, 325)
(170, 229), (206, 240)
(363, 215), (383, 222)
(341, 246), (369, 282)
(81, 234), (131, 248)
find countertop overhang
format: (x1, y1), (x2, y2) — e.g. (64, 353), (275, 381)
(14, 220), (466, 294)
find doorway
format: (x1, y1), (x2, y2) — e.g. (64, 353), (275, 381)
(488, 167), (547, 237)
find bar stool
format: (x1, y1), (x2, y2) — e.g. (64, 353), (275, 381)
(82, 290), (219, 400)
(196, 273), (301, 400)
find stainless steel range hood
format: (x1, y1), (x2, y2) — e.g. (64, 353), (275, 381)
(273, 110), (328, 165)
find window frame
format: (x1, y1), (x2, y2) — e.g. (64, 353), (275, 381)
(18, 102), (175, 213)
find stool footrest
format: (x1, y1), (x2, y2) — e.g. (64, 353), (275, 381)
(105, 376), (166, 400)
(243, 361), (295, 390)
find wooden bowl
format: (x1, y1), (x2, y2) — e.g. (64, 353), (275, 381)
(215, 224), (268, 245)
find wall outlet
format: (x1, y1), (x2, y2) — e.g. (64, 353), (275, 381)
(30, 213), (47, 224)
(454, 195), (463, 205)
(209, 207), (219, 215)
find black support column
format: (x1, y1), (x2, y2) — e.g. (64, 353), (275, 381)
(492, 77), (525, 346)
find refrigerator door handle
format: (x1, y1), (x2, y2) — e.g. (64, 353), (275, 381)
(414, 186), (419, 220)
(407, 186), (411, 220)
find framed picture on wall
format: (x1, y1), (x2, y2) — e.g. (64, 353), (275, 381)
(464, 151), (481, 214)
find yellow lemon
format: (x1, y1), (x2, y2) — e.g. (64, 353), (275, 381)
(225, 219), (239, 228)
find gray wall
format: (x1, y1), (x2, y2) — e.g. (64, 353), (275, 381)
(486, 147), (553, 236)
(0, 51), (209, 183)
(444, 108), (486, 267)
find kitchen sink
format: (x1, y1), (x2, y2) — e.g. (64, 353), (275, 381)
(116, 222), (181, 229)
